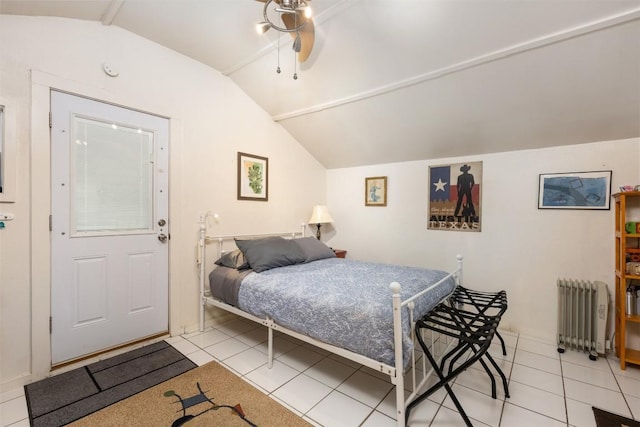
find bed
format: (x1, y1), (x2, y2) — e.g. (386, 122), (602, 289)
(197, 220), (462, 427)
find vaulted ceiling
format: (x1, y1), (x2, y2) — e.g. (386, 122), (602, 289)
(2, 0), (639, 168)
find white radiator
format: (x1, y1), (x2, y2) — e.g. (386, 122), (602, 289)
(557, 279), (609, 360)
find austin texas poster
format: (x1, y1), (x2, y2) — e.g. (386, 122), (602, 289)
(428, 161), (482, 232)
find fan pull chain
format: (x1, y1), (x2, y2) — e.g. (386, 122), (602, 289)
(293, 15), (298, 80)
(276, 33), (281, 74)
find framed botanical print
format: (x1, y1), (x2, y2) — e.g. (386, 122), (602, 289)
(237, 152), (268, 201)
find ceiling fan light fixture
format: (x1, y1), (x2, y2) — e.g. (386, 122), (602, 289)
(256, 21), (271, 34)
(259, 0), (310, 33)
(274, 7), (298, 14)
(256, 0), (315, 76)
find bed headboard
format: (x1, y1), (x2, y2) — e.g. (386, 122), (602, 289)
(204, 229), (305, 259)
(196, 215), (306, 275)
(196, 217), (306, 329)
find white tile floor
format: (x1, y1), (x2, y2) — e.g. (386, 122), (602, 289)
(3, 319), (640, 427)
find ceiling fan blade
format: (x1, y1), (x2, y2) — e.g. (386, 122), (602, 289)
(280, 11), (303, 31)
(281, 12), (315, 62)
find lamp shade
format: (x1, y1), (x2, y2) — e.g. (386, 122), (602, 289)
(309, 205), (333, 224)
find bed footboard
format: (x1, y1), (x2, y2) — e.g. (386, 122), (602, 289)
(391, 254), (463, 427)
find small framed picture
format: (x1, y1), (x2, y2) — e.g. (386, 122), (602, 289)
(365, 176), (387, 206)
(538, 170), (612, 210)
(237, 152), (268, 201)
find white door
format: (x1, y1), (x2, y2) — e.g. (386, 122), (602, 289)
(50, 91), (169, 365)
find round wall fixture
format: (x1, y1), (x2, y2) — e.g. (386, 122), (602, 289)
(102, 63), (119, 77)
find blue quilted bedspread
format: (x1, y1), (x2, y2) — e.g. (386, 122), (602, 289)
(238, 258), (456, 369)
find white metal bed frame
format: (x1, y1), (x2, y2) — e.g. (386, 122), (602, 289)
(197, 218), (463, 427)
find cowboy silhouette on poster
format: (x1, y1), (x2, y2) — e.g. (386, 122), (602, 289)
(428, 162), (482, 231)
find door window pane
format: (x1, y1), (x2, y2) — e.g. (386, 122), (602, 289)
(72, 117), (154, 234)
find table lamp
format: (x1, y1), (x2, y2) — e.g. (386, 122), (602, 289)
(308, 205), (333, 240)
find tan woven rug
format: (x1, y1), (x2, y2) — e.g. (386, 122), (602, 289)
(70, 361), (312, 427)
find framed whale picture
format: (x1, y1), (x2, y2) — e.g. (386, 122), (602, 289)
(538, 170), (611, 210)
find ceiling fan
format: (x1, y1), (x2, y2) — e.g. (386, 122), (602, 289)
(255, 0), (315, 63)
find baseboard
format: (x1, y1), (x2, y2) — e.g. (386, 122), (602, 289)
(0, 373), (31, 395)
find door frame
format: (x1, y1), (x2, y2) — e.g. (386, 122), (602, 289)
(29, 73), (183, 380)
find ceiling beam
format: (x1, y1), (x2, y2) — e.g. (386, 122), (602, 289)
(101, 0), (125, 25)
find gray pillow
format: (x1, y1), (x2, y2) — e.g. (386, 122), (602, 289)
(235, 237), (306, 273)
(294, 236), (336, 262)
(214, 249), (250, 270)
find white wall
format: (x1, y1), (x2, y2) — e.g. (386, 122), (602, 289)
(0, 15), (326, 390)
(326, 138), (640, 341)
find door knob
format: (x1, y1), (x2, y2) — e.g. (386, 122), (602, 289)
(158, 233), (167, 243)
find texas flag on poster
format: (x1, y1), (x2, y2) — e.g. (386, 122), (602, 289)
(428, 161), (482, 232)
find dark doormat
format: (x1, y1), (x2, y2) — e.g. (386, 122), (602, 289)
(593, 407), (640, 427)
(24, 340), (197, 427)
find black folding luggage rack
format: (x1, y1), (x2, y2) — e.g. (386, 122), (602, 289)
(450, 286), (510, 399)
(451, 286), (509, 356)
(406, 288), (508, 426)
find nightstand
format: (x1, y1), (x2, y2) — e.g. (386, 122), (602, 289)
(333, 249), (347, 258)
